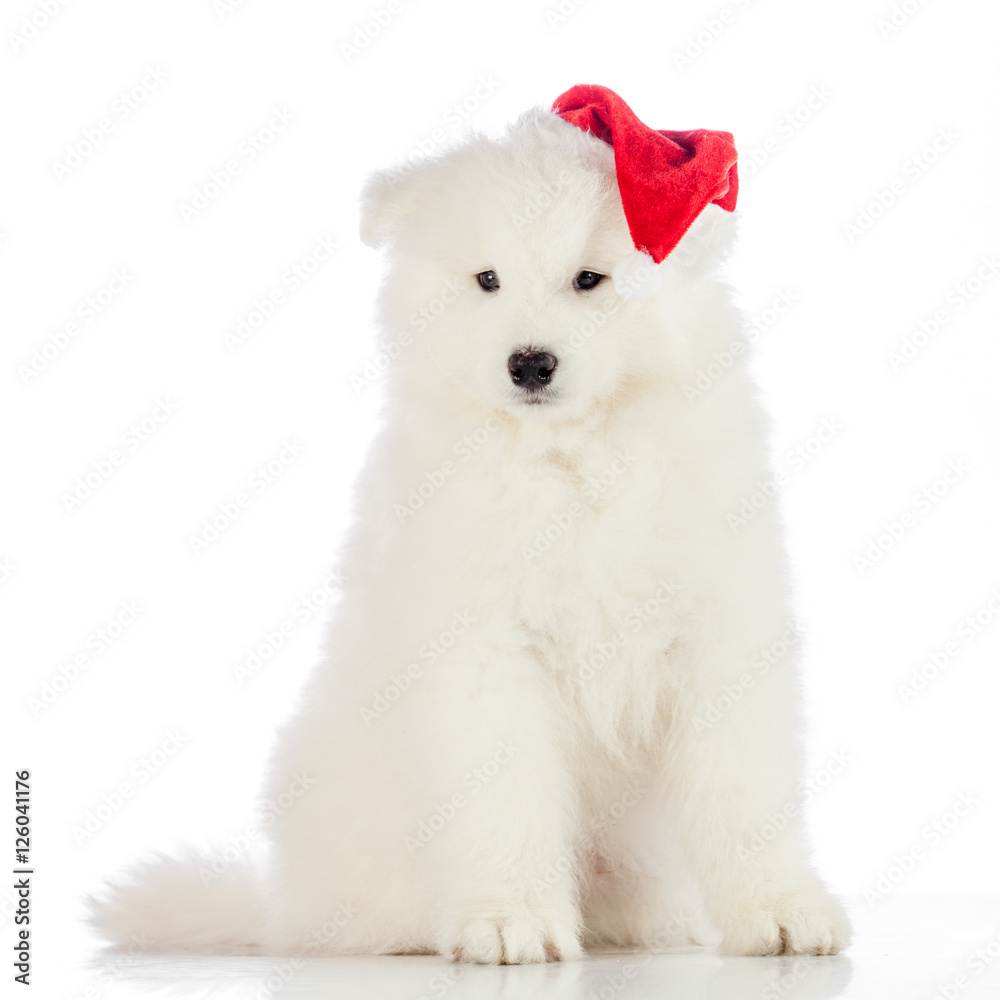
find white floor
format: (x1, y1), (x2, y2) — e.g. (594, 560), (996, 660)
(62, 894), (1000, 998)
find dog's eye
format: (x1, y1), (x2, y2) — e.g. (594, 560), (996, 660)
(476, 270), (500, 292)
(573, 270), (604, 291)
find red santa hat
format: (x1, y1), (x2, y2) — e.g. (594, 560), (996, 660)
(552, 84), (738, 300)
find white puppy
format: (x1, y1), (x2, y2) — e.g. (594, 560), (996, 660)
(94, 100), (850, 965)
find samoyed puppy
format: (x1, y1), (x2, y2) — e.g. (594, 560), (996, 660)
(93, 98), (850, 965)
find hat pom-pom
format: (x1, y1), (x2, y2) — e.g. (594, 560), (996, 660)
(612, 250), (662, 301)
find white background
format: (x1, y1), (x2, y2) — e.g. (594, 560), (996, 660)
(3, 0), (999, 980)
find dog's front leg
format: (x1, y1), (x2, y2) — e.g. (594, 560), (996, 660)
(396, 646), (583, 965)
(664, 636), (851, 956)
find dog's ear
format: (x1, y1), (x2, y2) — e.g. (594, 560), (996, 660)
(359, 169), (416, 249)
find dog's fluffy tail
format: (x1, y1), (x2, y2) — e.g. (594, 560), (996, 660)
(88, 849), (266, 954)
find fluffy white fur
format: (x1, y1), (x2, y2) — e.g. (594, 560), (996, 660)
(92, 108), (850, 964)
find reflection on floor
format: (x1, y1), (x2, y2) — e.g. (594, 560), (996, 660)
(66, 894), (1000, 999)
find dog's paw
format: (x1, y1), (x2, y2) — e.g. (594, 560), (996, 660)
(446, 910), (583, 965)
(720, 887), (851, 956)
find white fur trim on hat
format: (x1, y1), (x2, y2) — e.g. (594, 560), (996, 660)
(612, 250), (662, 301)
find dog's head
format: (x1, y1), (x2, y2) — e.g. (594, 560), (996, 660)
(361, 109), (736, 424)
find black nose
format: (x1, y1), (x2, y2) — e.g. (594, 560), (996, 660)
(508, 350), (557, 389)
